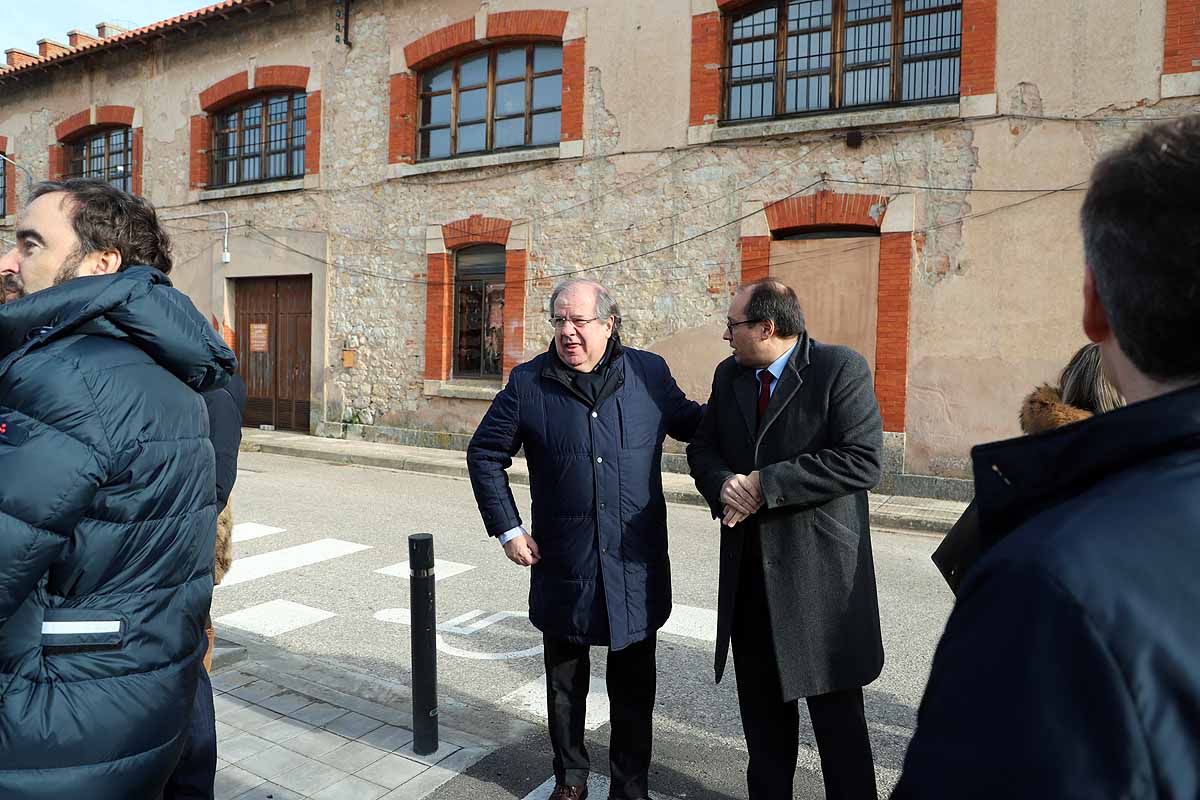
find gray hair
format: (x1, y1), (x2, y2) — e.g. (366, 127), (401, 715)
(550, 278), (621, 331)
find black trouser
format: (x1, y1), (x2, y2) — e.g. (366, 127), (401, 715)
(161, 667), (217, 800)
(732, 532), (877, 800)
(543, 634), (657, 799)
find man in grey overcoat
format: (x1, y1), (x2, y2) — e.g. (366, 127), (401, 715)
(688, 278), (884, 800)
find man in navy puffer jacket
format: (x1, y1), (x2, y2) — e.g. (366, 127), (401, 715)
(0, 179), (236, 798)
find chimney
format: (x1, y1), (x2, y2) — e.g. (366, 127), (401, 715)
(95, 22), (128, 39)
(68, 29), (101, 48)
(5, 48), (38, 68)
(37, 39), (70, 59)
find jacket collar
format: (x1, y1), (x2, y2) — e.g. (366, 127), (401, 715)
(734, 332), (811, 439)
(539, 334), (626, 408)
(0, 266), (236, 392)
(973, 382), (1200, 538)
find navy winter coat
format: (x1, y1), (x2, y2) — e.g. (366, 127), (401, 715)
(467, 343), (702, 650)
(894, 383), (1200, 798)
(0, 268), (236, 799)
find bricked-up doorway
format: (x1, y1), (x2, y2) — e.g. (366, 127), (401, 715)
(235, 276), (312, 431)
(770, 232), (880, 374)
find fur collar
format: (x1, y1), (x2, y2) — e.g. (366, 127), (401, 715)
(1019, 384), (1092, 435)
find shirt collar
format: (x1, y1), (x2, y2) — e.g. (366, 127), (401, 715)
(755, 340), (798, 383)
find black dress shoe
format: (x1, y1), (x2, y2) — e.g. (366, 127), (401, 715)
(549, 784), (588, 800)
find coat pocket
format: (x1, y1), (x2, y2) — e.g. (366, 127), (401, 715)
(813, 508), (859, 550)
(41, 608), (125, 650)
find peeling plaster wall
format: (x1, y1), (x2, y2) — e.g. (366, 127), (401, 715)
(0, 0), (1183, 480)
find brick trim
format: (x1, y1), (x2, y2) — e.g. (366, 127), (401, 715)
(961, 0), (998, 96)
(738, 236), (771, 284)
(55, 109), (93, 142)
(486, 10), (568, 41)
(690, 13), (722, 126)
(716, 0), (757, 10)
(48, 144), (66, 182)
(94, 105), (135, 129)
(199, 71), (250, 112)
(442, 215), (513, 251)
(876, 232), (912, 432)
(189, 114), (211, 189)
(255, 65), (311, 90)
(1, 137), (14, 216)
(424, 252), (454, 381)
(388, 73), (418, 165)
(305, 91), (322, 175)
(562, 38), (585, 141)
(503, 249), (529, 378)
(132, 128), (144, 196)
(405, 19), (477, 73)
(1164, 0), (1200, 75)
(765, 190), (889, 233)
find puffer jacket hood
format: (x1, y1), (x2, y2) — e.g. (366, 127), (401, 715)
(0, 266), (236, 799)
(1018, 384), (1092, 436)
(0, 266), (235, 391)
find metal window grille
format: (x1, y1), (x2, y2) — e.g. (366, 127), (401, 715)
(723, 0), (961, 122)
(419, 43), (563, 161)
(66, 127), (134, 193)
(453, 245), (506, 378)
(211, 92), (307, 188)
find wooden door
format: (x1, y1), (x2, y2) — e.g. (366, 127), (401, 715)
(769, 235), (880, 373)
(235, 276), (312, 431)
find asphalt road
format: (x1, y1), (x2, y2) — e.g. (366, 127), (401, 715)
(214, 451), (954, 799)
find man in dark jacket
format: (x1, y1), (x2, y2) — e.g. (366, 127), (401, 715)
(893, 116), (1200, 797)
(688, 279), (884, 800)
(468, 278), (702, 800)
(164, 372), (247, 800)
(0, 179), (236, 799)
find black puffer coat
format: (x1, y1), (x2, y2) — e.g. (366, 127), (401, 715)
(0, 268), (236, 798)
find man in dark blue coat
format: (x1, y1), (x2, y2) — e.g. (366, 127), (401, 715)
(0, 179), (236, 799)
(893, 116), (1200, 797)
(468, 278), (702, 800)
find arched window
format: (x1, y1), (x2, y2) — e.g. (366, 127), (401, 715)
(211, 91), (307, 187)
(67, 127), (134, 192)
(453, 245), (507, 378)
(725, 0), (961, 121)
(420, 43), (563, 161)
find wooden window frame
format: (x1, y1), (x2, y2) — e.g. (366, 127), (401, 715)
(0, 153), (6, 217)
(418, 43), (564, 162)
(452, 245), (507, 379)
(722, 0), (962, 123)
(210, 92), (307, 189)
(66, 127), (135, 193)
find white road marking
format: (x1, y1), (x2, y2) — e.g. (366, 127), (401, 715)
(504, 674), (610, 730)
(372, 608), (543, 660)
(375, 559), (476, 581)
(217, 538), (372, 588)
(660, 603), (718, 643)
(231, 523), (287, 543)
(216, 600), (336, 637)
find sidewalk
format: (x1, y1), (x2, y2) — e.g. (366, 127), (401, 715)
(240, 429), (966, 535)
(212, 636), (492, 800)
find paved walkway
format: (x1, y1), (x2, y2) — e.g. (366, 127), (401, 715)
(212, 643), (491, 800)
(241, 429), (967, 535)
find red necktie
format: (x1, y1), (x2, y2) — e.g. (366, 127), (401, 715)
(757, 370), (774, 422)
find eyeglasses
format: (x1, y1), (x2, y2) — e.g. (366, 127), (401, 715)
(549, 316), (601, 329)
(725, 318), (761, 334)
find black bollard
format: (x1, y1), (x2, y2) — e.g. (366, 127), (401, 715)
(408, 533), (439, 755)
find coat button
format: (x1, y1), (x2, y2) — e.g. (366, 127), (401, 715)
(591, 411), (598, 418)
(596, 456), (603, 463)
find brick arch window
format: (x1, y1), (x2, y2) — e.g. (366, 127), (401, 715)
(453, 244), (508, 377)
(419, 43), (564, 160)
(391, 10), (585, 166)
(49, 106), (143, 196)
(210, 91), (307, 187)
(191, 66), (321, 191)
(66, 127), (134, 192)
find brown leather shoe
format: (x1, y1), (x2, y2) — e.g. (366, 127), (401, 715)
(549, 784), (588, 800)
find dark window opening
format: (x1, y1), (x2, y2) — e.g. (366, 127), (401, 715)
(420, 43), (563, 161)
(724, 0), (961, 122)
(211, 92), (307, 188)
(66, 127), (134, 193)
(453, 245), (506, 379)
